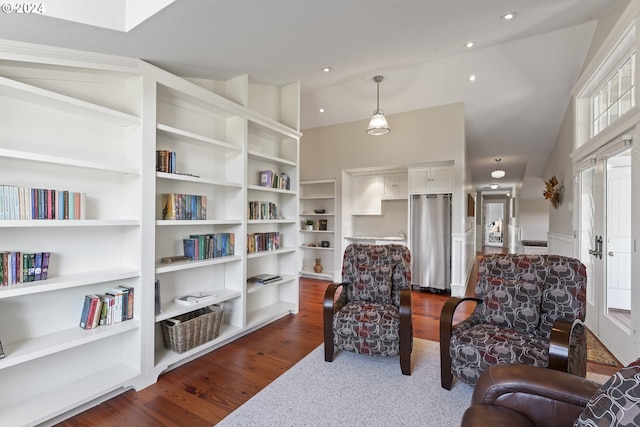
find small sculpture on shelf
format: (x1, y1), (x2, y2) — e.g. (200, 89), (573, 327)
(314, 258), (323, 273)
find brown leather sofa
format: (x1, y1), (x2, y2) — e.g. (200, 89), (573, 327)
(461, 364), (602, 427)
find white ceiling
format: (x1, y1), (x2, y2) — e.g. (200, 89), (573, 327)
(0, 0), (624, 198)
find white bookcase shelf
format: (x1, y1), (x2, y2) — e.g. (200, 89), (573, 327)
(299, 179), (337, 281)
(155, 288), (242, 321)
(0, 268), (140, 298)
(0, 40), (300, 426)
(0, 52), (144, 427)
(0, 148), (140, 174)
(0, 75), (140, 125)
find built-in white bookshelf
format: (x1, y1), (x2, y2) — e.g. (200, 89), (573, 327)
(299, 179), (337, 280)
(0, 54), (143, 427)
(0, 40), (300, 426)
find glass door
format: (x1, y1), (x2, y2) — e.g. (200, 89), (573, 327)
(579, 165), (598, 330)
(578, 145), (634, 362)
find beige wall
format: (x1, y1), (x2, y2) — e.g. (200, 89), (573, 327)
(545, 0), (630, 236)
(301, 102), (466, 233)
(518, 198), (550, 241)
(300, 101), (470, 293)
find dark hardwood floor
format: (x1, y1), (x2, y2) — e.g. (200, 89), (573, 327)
(56, 251), (620, 427)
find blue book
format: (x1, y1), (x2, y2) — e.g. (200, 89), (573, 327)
(183, 238), (196, 260)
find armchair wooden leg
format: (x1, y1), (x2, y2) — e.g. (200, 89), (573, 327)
(324, 340), (334, 362)
(440, 298), (458, 390)
(400, 342), (411, 375)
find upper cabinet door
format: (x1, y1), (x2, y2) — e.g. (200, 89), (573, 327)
(429, 166), (453, 193)
(409, 166), (452, 194)
(381, 172), (408, 200)
(352, 174), (382, 214)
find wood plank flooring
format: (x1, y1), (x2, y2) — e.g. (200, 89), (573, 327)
(56, 253), (620, 427)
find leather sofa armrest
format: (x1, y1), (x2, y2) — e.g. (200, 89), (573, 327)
(471, 364), (601, 427)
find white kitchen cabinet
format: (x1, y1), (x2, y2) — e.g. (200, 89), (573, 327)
(352, 174), (382, 215)
(381, 172), (408, 199)
(409, 166), (453, 194)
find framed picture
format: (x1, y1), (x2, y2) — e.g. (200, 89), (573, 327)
(259, 170), (273, 187)
(467, 194), (475, 217)
(318, 219), (328, 231)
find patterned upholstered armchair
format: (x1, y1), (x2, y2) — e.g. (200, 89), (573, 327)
(440, 254), (587, 389)
(323, 244), (413, 375)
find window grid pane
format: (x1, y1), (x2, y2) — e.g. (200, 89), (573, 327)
(590, 52), (636, 137)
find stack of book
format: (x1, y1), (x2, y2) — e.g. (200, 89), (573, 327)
(246, 232), (280, 253)
(156, 150), (177, 173)
(247, 200), (280, 220)
(247, 274), (282, 285)
(258, 170), (290, 190)
(183, 233), (235, 260)
(0, 185), (86, 220)
(79, 285), (134, 330)
(161, 193), (207, 220)
(0, 251), (50, 286)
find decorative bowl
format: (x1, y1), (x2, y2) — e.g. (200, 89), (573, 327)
(314, 209), (326, 214)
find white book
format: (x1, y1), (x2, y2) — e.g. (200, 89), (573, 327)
(174, 291), (216, 306)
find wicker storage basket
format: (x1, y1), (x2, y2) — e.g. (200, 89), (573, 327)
(162, 305), (224, 354)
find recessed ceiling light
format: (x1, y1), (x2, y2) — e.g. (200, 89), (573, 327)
(322, 67), (331, 72)
(468, 75), (476, 82)
(490, 183), (499, 190)
(501, 12), (516, 20)
(465, 41), (474, 48)
(319, 108), (325, 113)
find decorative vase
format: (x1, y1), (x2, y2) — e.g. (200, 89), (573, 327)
(313, 258), (323, 273)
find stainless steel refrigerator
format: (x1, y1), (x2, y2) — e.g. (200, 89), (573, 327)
(410, 193), (452, 291)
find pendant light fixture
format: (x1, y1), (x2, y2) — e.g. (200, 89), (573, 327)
(491, 158), (505, 179)
(366, 75), (390, 135)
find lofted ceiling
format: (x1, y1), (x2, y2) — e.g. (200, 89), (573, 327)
(0, 0), (624, 198)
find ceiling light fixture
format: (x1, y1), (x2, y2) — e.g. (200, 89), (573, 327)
(319, 108), (325, 113)
(501, 12), (516, 20)
(366, 75), (390, 136)
(322, 66), (331, 72)
(491, 158), (505, 178)
(465, 41), (474, 48)
(468, 75), (476, 82)
(490, 183), (499, 190)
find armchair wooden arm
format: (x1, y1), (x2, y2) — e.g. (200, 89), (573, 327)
(399, 288), (412, 375)
(549, 318), (587, 376)
(323, 282), (344, 362)
(439, 296), (481, 389)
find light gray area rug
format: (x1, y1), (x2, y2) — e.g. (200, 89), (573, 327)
(217, 338), (474, 426)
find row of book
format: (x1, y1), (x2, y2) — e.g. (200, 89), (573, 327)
(1, 251), (50, 286)
(156, 150), (177, 173)
(161, 193), (207, 220)
(247, 232), (281, 253)
(0, 185), (86, 220)
(258, 170), (291, 190)
(248, 200), (280, 220)
(183, 233), (235, 260)
(79, 285), (134, 330)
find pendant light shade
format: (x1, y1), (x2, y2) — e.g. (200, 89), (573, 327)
(366, 75), (390, 135)
(491, 158), (505, 179)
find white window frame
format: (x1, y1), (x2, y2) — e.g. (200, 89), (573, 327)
(573, 22), (637, 152)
